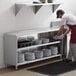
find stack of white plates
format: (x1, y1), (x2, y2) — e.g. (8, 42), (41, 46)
(26, 36), (35, 41)
(40, 38), (49, 43)
(50, 46), (58, 55)
(25, 52), (35, 61)
(33, 39), (42, 45)
(42, 49), (52, 57)
(34, 50), (43, 59)
(18, 52), (25, 63)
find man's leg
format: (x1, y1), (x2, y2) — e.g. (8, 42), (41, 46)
(70, 43), (76, 62)
(67, 43), (73, 60)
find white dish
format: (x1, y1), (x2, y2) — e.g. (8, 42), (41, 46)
(50, 46), (58, 55)
(34, 50), (43, 59)
(18, 53), (25, 63)
(25, 52), (35, 61)
(42, 49), (52, 57)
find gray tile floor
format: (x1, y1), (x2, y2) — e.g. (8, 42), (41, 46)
(0, 60), (76, 76)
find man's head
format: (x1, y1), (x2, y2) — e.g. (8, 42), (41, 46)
(56, 9), (65, 18)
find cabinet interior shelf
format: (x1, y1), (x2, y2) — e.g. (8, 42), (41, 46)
(18, 41), (61, 52)
(15, 2), (60, 15)
(18, 54), (62, 66)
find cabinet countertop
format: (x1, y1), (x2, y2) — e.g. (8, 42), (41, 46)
(5, 27), (59, 37)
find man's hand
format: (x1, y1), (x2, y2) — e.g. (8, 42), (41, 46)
(53, 35), (58, 40)
(53, 34), (64, 40)
(57, 34), (64, 39)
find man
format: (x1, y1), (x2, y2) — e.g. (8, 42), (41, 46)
(55, 9), (76, 62)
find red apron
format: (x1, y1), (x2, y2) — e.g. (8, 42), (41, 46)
(67, 24), (76, 43)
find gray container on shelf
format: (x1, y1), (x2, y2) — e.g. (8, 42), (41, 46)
(34, 50), (43, 59)
(18, 37), (27, 42)
(18, 52), (25, 63)
(40, 38), (49, 43)
(42, 49), (52, 57)
(32, 39), (42, 45)
(25, 52), (35, 61)
(50, 46), (58, 55)
(26, 36), (35, 41)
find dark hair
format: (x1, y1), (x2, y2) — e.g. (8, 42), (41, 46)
(56, 9), (65, 18)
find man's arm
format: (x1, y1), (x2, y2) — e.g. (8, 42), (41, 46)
(53, 25), (71, 40)
(57, 25), (71, 36)
(56, 25), (64, 36)
(63, 27), (71, 36)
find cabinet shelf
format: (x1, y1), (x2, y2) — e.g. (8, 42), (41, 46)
(15, 2), (60, 15)
(17, 54), (62, 66)
(17, 41), (61, 52)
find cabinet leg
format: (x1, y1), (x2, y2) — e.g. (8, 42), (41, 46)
(60, 55), (63, 60)
(15, 65), (18, 70)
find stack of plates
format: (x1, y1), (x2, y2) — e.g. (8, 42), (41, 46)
(32, 39), (42, 45)
(26, 36), (35, 41)
(40, 38), (49, 43)
(50, 46), (58, 55)
(34, 50), (43, 59)
(25, 52), (35, 61)
(42, 49), (52, 57)
(18, 52), (25, 63)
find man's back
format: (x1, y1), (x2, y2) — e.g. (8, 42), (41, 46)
(61, 14), (76, 25)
